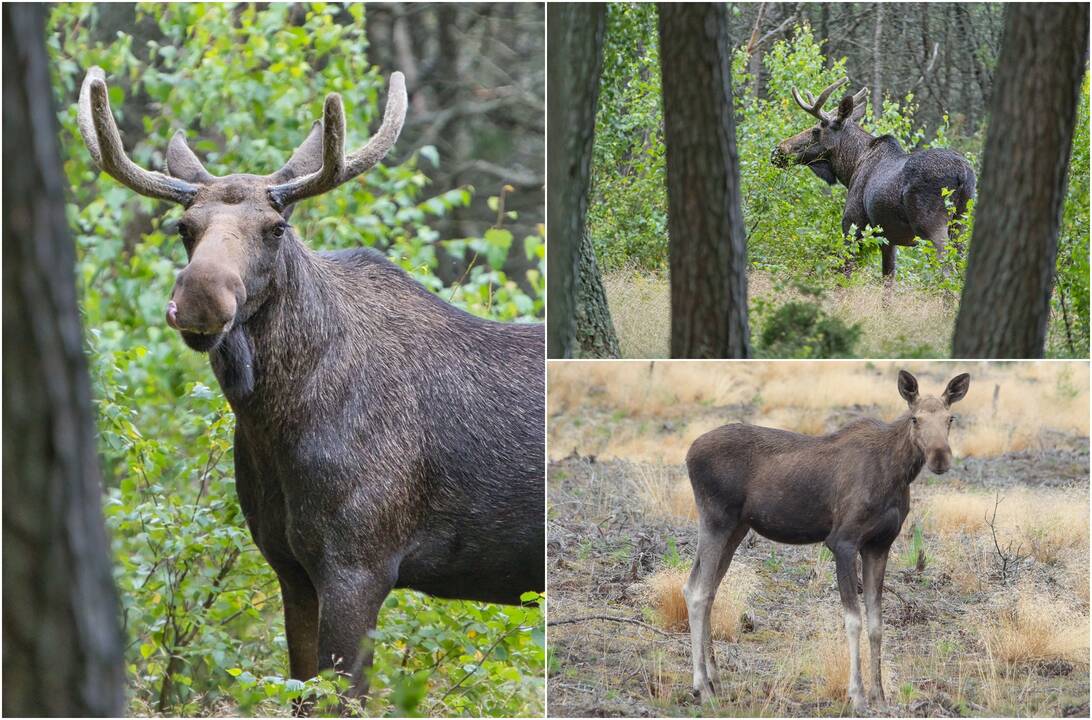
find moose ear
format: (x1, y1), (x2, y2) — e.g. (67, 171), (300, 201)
(836, 95), (855, 123)
(898, 370), (919, 406)
(166, 131), (214, 184)
(942, 373), (970, 407)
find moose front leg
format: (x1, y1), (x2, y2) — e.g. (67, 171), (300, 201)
(277, 573), (319, 716)
(862, 546), (890, 708)
(317, 565), (395, 706)
(830, 539), (867, 714)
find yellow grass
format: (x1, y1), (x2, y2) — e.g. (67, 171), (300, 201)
(549, 361), (1088, 462)
(924, 489), (1090, 565)
(630, 465), (697, 523)
(813, 629), (851, 702)
(981, 586), (1090, 667)
(646, 564), (757, 641)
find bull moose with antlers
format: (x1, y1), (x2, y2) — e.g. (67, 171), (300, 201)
(772, 78), (976, 282)
(77, 66), (544, 706)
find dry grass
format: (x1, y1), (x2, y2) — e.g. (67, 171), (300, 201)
(548, 361), (1089, 462)
(646, 564), (756, 641)
(603, 269), (958, 359)
(981, 587), (1090, 667)
(924, 489), (1090, 565)
(630, 465), (696, 523)
(813, 629), (851, 702)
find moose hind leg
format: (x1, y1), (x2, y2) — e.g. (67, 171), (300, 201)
(831, 540), (867, 713)
(701, 524), (751, 685)
(683, 517), (745, 700)
(862, 547), (890, 707)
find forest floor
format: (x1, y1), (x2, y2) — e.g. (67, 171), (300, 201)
(546, 368), (1090, 718)
(602, 270), (1079, 359)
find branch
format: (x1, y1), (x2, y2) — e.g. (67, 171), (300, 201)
(547, 614), (676, 638)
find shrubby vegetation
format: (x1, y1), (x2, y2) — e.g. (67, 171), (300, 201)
(589, 6), (1089, 357)
(49, 3), (544, 716)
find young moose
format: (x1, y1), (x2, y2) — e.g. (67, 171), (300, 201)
(771, 78), (975, 283)
(77, 67), (544, 704)
(684, 371), (970, 713)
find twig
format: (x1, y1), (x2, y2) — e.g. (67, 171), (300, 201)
(547, 614), (676, 638)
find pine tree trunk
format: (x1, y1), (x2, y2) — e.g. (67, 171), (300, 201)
(574, 233), (621, 358)
(952, 3), (1089, 358)
(659, 2), (751, 358)
(2, 5), (125, 716)
(547, 3), (607, 358)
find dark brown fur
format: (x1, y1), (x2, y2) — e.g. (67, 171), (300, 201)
(773, 82), (976, 281)
(682, 371), (969, 712)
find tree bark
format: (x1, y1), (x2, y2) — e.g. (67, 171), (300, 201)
(547, 3), (606, 358)
(574, 233), (621, 358)
(658, 3), (751, 359)
(2, 4), (125, 717)
(952, 3), (1089, 358)
(872, 4), (884, 115)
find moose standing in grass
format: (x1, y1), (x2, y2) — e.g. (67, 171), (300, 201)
(683, 370), (970, 713)
(772, 79), (976, 284)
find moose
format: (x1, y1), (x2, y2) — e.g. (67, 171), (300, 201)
(771, 78), (976, 282)
(683, 370), (970, 713)
(77, 66), (544, 706)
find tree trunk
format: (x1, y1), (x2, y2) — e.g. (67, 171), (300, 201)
(2, 4), (125, 716)
(872, 4), (884, 116)
(574, 233), (621, 358)
(952, 3), (1089, 358)
(547, 4), (606, 358)
(659, 3), (750, 359)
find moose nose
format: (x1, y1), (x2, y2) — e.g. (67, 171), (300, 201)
(169, 263), (245, 335)
(927, 452), (951, 475)
(770, 146), (788, 167)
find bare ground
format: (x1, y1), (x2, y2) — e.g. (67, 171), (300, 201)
(546, 438), (1090, 717)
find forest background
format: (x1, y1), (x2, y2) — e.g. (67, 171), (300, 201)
(46, 3), (545, 716)
(587, 3), (1089, 358)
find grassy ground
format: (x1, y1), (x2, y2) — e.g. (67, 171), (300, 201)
(546, 362), (1090, 717)
(602, 270), (1079, 359)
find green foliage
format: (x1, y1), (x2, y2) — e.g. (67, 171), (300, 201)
(1054, 71), (1090, 357)
(49, 3), (543, 716)
(753, 283), (861, 359)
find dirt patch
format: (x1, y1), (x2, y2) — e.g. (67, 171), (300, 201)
(547, 444), (1090, 717)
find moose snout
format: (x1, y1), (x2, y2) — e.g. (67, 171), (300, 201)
(770, 145), (789, 167)
(926, 450), (952, 475)
(169, 263), (245, 337)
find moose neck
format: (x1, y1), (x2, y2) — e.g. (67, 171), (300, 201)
(209, 233), (349, 415)
(889, 414), (926, 485)
(830, 123), (876, 187)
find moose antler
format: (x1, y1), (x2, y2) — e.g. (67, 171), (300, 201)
(790, 77), (848, 122)
(267, 73), (408, 209)
(77, 66), (200, 205)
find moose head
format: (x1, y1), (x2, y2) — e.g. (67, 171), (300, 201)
(897, 370), (970, 475)
(76, 66), (407, 352)
(770, 78), (868, 185)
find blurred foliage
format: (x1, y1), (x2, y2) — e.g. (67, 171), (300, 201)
(588, 10), (1089, 357)
(48, 3), (543, 716)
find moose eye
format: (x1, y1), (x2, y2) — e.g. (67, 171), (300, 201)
(178, 223), (195, 253)
(949, 416), (956, 425)
(911, 417), (918, 425)
(270, 223), (287, 240)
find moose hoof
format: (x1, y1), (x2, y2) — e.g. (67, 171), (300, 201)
(850, 697), (869, 716)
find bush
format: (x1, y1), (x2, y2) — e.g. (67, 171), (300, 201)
(49, 3), (544, 716)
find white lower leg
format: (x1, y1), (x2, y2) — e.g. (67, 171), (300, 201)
(844, 609), (865, 708)
(866, 596), (884, 703)
(684, 580), (710, 694)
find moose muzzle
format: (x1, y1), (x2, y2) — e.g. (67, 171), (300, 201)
(167, 260), (246, 351)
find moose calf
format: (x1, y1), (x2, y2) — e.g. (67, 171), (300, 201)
(684, 371), (970, 713)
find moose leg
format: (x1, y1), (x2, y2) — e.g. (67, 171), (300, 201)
(278, 573), (319, 716)
(881, 244), (897, 287)
(830, 540), (867, 713)
(317, 565), (395, 704)
(701, 524), (751, 686)
(862, 546), (890, 707)
(684, 517), (747, 700)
